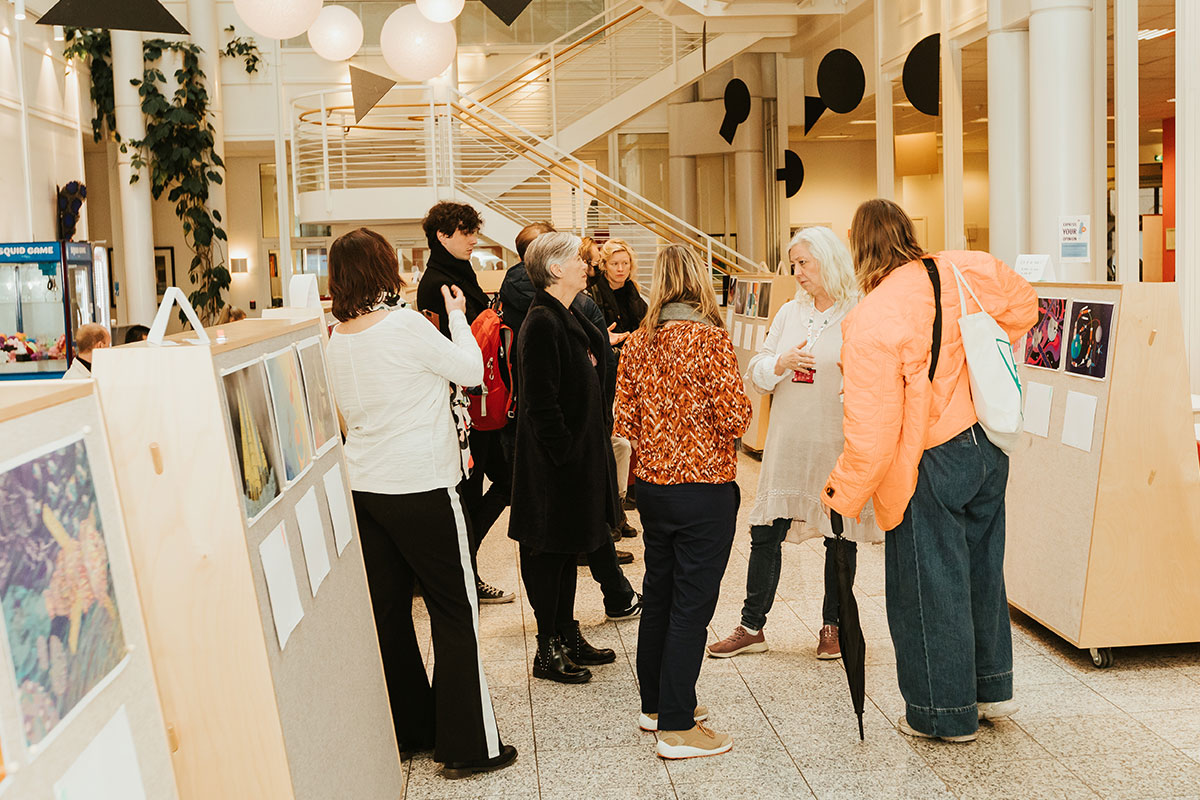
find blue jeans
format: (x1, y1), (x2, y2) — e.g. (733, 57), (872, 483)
(636, 480), (739, 732)
(741, 520), (856, 631)
(886, 423), (1014, 738)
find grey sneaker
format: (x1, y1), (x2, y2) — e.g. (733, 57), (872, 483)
(898, 716), (976, 743)
(978, 699), (1020, 720)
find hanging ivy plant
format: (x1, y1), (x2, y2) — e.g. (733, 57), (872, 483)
(222, 25), (262, 75)
(63, 28), (116, 142)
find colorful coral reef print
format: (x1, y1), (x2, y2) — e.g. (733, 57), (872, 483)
(0, 437), (126, 746)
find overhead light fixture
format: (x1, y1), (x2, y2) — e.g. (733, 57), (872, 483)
(53, 25), (65, 41)
(1149, 127), (1163, 133)
(15, 0), (26, 21)
(1137, 28), (1174, 41)
(848, 119), (876, 125)
(1168, 98), (1176, 103)
(972, 117), (988, 123)
(818, 134), (850, 139)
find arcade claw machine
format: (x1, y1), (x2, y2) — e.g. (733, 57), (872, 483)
(0, 241), (109, 380)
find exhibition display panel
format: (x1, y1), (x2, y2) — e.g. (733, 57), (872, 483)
(91, 317), (402, 799)
(725, 273), (798, 452)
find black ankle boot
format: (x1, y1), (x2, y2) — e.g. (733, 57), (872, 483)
(533, 633), (591, 683)
(561, 621), (616, 665)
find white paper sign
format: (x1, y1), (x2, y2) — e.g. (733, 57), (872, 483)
(755, 324), (767, 351)
(742, 324), (755, 350)
(147, 287), (210, 346)
(288, 274), (322, 310)
(1059, 216), (1090, 262)
(725, 308), (734, 329)
(1014, 254), (1053, 283)
(259, 523), (305, 649)
(294, 487), (332, 596)
(323, 464), (355, 555)
(1061, 390), (1098, 452)
(54, 706), (147, 800)
(732, 320), (744, 348)
(1023, 382), (1053, 438)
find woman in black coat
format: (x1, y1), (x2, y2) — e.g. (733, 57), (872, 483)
(508, 231), (620, 684)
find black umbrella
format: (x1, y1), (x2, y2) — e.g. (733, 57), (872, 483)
(831, 510), (867, 740)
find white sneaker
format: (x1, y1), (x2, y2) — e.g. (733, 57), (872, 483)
(978, 699), (1020, 720)
(638, 706), (709, 732)
(655, 722), (732, 759)
(897, 715), (976, 743)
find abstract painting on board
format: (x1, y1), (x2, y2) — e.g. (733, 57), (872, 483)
(265, 348), (314, 482)
(1065, 300), (1115, 380)
(222, 360), (284, 520)
(297, 340), (338, 453)
(0, 437), (127, 747)
(1024, 297), (1067, 371)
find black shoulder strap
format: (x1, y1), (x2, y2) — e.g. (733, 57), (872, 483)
(923, 257), (941, 383)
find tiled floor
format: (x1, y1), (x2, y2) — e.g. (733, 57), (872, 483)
(404, 453), (1200, 799)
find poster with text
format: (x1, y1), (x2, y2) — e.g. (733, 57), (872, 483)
(1024, 297), (1067, 370)
(0, 437), (127, 747)
(1065, 300), (1114, 380)
(297, 339), (339, 453)
(1059, 215), (1090, 262)
(222, 360), (284, 521)
(265, 348), (315, 482)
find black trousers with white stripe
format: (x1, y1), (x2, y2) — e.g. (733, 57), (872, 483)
(353, 486), (503, 764)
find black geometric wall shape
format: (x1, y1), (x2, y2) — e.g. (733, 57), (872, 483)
(902, 33), (941, 117)
(481, 0), (535, 26)
(38, 0), (188, 35)
(816, 48), (865, 114)
(804, 96), (827, 135)
(719, 79), (751, 145)
(775, 149), (805, 198)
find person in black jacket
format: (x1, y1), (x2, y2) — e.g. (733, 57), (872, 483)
(416, 202), (515, 605)
(509, 231), (621, 684)
(588, 238), (648, 334)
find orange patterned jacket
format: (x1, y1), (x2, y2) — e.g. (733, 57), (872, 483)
(613, 319), (752, 485)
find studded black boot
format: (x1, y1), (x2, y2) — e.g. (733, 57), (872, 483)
(560, 620), (617, 665)
(533, 633), (591, 683)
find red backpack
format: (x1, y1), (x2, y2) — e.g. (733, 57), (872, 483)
(467, 309), (515, 431)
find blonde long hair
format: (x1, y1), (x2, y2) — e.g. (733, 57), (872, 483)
(600, 238), (641, 290)
(641, 244), (725, 332)
(848, 199), (926, 294)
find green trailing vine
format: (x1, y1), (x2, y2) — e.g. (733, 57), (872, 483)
(62, 31), (229, 324)
(222, 25), (262, 75)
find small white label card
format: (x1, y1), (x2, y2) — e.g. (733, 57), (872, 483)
(1014, 254), (1053, 282)
(294, 487), (332, 596)
(259, 523), (305, 649)
(1061, 390), (1098, 452)
(1023, 382), (1054, 438)
(53, 706), (147, 800)
(725, 308), (734, 328)
(755, 324), (767, 351)
(732, 320), (744, 348)
(741, 324), (754, 350)
(323, 463), (355, 556)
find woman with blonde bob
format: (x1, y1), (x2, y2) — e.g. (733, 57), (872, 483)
(707, 227), (882, 664)
(589, 238), (648, 334)
(823, 199), (1036, 743)
(614, 244), (751, 760)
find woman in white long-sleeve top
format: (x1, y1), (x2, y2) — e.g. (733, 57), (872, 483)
(325, 228), (517, 779)
(707, 226), (882, 663)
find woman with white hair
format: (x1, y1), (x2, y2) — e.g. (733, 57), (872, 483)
(508, 231), (622, 685)
(707, 226), (882, 662)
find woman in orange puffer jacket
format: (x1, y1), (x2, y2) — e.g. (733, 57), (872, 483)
(823, 199), (1037, 743)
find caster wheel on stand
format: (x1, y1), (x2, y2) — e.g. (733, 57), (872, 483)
(1089, 647), (1114, 669)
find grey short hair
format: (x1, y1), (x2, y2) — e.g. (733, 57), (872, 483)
(525, 231), (582, 290)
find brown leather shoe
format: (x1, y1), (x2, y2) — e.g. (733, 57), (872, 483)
(706, 626), (768, 658)
(817, 625), (841, 660)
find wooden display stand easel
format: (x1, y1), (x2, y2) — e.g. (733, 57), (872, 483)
(726, 273), (798, 452)
(1005, 282), (1200, 667)
(0, 383), (177, 799)
(92, 318), (402, 799)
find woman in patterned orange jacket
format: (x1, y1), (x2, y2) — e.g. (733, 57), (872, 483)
(614, 244), (752, 761)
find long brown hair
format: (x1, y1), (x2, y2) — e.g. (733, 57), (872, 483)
(848, 199), (926, 294)
(328, 228), (407, 322)
(642, 244), (724, 332)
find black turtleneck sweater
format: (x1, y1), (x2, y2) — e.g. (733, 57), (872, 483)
(415, 238), (491, 337)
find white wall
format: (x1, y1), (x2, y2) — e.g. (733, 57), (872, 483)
(786, 140), (877, 244)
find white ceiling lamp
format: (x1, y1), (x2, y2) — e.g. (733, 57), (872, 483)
(15, 0), (26, 21)
(232, 0), (323, 41)
(308, 5), (363, 62)
(381, 4), (457, 83)
(416, 0), (466, 24)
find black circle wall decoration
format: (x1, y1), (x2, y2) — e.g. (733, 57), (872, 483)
(816, 48), (865, 114)
(902, 33), (941, 117)
(719, 79), (752, 144)
(775, 150), (805, 198)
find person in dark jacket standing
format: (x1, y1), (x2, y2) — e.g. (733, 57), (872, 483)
(416, 201), (515, 606)
(588, 238), (648, 334)
(509, 231), (620, 684)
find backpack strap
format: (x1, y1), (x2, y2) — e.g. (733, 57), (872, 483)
(923, 257), (942, 383)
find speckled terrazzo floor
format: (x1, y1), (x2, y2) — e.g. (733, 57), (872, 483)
(403, 452), (1200, 800)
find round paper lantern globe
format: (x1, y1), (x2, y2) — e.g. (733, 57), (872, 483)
(233, 0), (323, 41)
(381, 5), (458, 82)
(416, 0), (466, 23)
(308, 6), (363, 62)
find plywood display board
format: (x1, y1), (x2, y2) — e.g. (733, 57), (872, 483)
(0, 383), (177, 800)
(91, 319), (401, 799)
(1005, 282), (1200, 654)
(725, 274), (798, 451)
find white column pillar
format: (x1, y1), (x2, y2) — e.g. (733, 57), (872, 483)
(112, 30), (158, 326)
(874, 0), (894, 201)
(941, 2), (965, 250)
(188, 0), (228, 250)
(667, 86), (697, 227)
(986, 23), (1030, 267)
(1177, 0), (1200, 391)
(13, 16), (35, 238)
(1028, 0), (1095, 282)
(1113, 0), (1138, 282)
(271, 40), (293, 306)
(734, 148), (766, 266)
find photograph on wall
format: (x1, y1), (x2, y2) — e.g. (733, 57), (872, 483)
(297, 339), (338, 454)
(745, 283), (759, 318)
(733, 278), (747, 315)
(757, 283), (772, 318)
(265, 348), (315, 482)
(1065, 300), (1115, 380)
(222, 360), (284, 520)
(0, 436), (127, 747)
(1024, 297), (1067, 370)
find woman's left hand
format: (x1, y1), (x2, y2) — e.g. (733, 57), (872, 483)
(608, 322), (629, 347)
